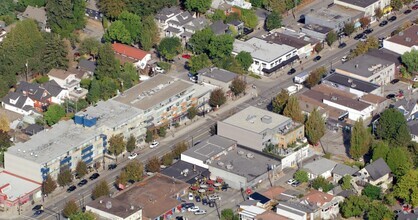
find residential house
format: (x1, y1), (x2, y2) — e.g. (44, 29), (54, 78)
(396, 208), (418, 220)
(255, 210), (289, 220)
(355, 158), (392, 187)
(86, 197), (142, 220)
(300, 190), (343, 220)
(197, 67), (238, 94)
(211, 0), (233, 14)
(217, 106), (305, 151)
(322, 73), (383, 97)
(225, 0), (252, 9)
(301, 24), (332, 41)
(261, 186), (286, 201)
(334, 0), (391, 21)
(248, 192), (272, 209)
(210, 20), (229, 35)
(261, 31), (314, 59)
(1, 92), (35, 115)
(302, 157), (338, 180)
(408, 120), (418, 143)
(336, 54), (396, 85)
(0, 171), (42, 209)
(276, 201), (317, 220)
(227, 20), (244, 35)
(383, 25), (418, 55)
(155, 7), (183, 30)
(304, 5), (364, 32)
(165, 11), (195, 37)
(76, 59), (96, 77)
(181, 17), (209, 41)
(238, 200), (267, 220)
(232, 38), (298, 75)
(47, 69), (87, 100)
(23, 124), (44, 136)
(112, 43), (151, 69)
(332, 163), (359, 183)
(15, 81), (68, 110)
(20, 6), (50, 32)
(390, 98), (418, 121)
(85, 0), (102, 20)
(42, 80), (70, 104)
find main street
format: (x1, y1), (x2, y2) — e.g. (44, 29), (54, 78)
(24, 8), (417, 220)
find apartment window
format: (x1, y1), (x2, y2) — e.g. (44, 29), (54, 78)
(262, 63), (266, 68)
(255, 61), (259, 65)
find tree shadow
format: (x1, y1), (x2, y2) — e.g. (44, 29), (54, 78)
(342, 129), (351, 158)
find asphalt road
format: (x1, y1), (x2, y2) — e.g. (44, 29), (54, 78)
(22, 8), (417, 220)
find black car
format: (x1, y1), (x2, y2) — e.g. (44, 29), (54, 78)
(195, 196), (201, 202)
(386, 94), (396, 99)
(288, 68), (296, 75)
(354, 33), (364, 40)
(32, 205), (43, 211)
(108, 164), (117, 170)
(379, 20), (388, 27)
(391, 79), (399, 84)
(176, 217), (185, 220)
(34, 210), (44, 216)
(89, 173), (100, 180)
(313, 56), (321, 62)
(221, 183), (229, 191)
(363, 29), (373, 35)
(77, 179), (88, 187)
(338, 42), (347, 48)
(202, 198), (208, 205)
(388, 16), (397, 22)
(182, 203), (195, 209)
(67, 185), (76, 193)
(404, 9), (412, 14)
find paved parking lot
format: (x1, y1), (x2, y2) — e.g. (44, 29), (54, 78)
(320, 130), (350, 161)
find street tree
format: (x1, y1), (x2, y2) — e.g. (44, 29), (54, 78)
(386, 147), (412, 177)
(340, 195), (369, 218)
(359, 17), (371, 29)
(139, 16), (159, 51)
(209, 88), (226, 107)
(230, 77), (247, 96)
(343, 22), (355, 36)
(188, 28), (214, 55)
(97, 0), (126, 19)
(172, 141), (188, 158)
(158, 126), (167, 137)
(75, 160), (88, 178)
(266, 10), (282, 31)
(187, 106), (198, 120)
(362, 184), (382, 200)
(305, 108), (325, 145)
(294, 170), (309, 183)
(376, 108), (410, 145)
(305, 66), (327, 88)
(63, 200), (79, 218)
(374, 8), (384, 20)
(126, 135), (136, 153)
(108, 134), (126, 161)
(208, 34), (234, 59)
(44, 104), (66, 126)
(188, 54), (212, 73)
(124, 160), (144, 182)
(235, 51), (253, 71)
(79, 37), (101, 57)
(185, 0), (211, 16)
(350, 118), (372, 160)
(87, 79), (101, 103)
(314, 43), (323, 53)
(92, 180), (110, 200)
(283, 96), (304, 123)
(145, 129), (153, 143)
(42, 33), (69, 73)
(116, 170), (128, 186)
(391, 0), (403, 11)
(104, 20), (132, 44)
(272, 89), (289, 114)
(341, 175), (352, 190)
(367, 202), (394, 220)
(42, 174), (57, 195)
(57, 167), (73, 187)
(0, 131), (12, 164)
(371, 140), (390, 161)
(118, 11), (142, 43)
(96, 43), (120, 80)
(161, 152), (174, 166)
(158, 37), (182, 60)
(401, 49), (418, 72)
(394, 169), (418, 207)
(326, 31), (338, 47)
(0, 113), (10, 132)
(146, 156), (161, 173)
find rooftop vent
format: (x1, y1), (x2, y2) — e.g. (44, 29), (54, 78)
(261, 115), (272, 124)
(106, 201), (112, 209)
(226, 164), (234, 170)
(246, 114), (256, 122)
(247, 153), (254, 159)
(331, 96), (338, 101)
(130, 205), (134, 210)
(355, 64), (359, 68)
(405, 37), (411, 42)
(99, 200), (103, 204)
(351, 83), (356, 88)
(399, 32), (404, 36)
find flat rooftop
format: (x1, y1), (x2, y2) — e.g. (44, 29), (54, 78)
(182, 135), (236, 162)
(306, 6), (362, 23)
(323, 73), (380, 93)
(222, 106), (292, 134)
(302, 24), (332, 34)
(336, 54), (394, 78)
(198, 67), (238, 83)
(336, 0), (382, 8)
(87, 197), (141, 219)
(79, 100), (143, 129)
(385, 25), (418, 48)
(213, 146), (281, 182)
(161, 160), (210, 184)
(233, 38), (295, 63)
(0, 171), (41, 202)
(113, 75), (194, 110)
(113, 174), (189, 219)
(260, 32), (311, 49)
(7, 120), (100, 165)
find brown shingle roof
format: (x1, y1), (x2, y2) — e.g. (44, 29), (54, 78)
(256, 210), (289, 220)
(261, 186), (286, 200)
(302, 190), (333, 207)
(360, 93), (386, 104)
(47, 69), (73, 80)
(386, 25), (418, 47)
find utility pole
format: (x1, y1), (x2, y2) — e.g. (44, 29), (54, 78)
(25, 61), (29, 82)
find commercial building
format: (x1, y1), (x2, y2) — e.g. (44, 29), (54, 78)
(113, 74), (211, 128)
(322, 73), (382, 97)
(86, 197), (142, 220)
(336, 54), (395, 85)
(217, 106), (304, 151)
(160, 160), (210, 184)
(232, 38), (298, 75)
(334, 0), (390, 21)
(4, 100), (144, 182)
(197, 67), (238, 93)
(0, 171), (42, 209)
(260, 31), (314, 59)
(301, 24), (333, 41)
(383, 25), (418, 55)
(304, 5), (363, 32)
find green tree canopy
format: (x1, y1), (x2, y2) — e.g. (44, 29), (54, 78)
(0, 0), (15, 16)
(146, 156), (161, 173)
(189, 28), (214, 54)
(326, 30), (338, 47)
(294, 170), (309, 183)
(158, 37), (182, 60)
(401, 49), (418, 72)
(108, 134), (126, 161)
(362, 184), (382, 200)
(241, 9), (258, 29)
(92, 180), (110, 200)
(359, 17), (371, 29)
(187, 106), (198, 120)
(386, 147), (412, 177)
(211, 9), (226, 21)
(235, 51), (253, 71)
(230, 77), (247, 96)
(42, 174), (57, 195)
(350, 118), (372, 160)
(119, 63), (139, 91)
(63, 200), (79, 218)
(341, 175), (352, 190)
(139, 16), (159, 51)
(394, 169), (418, 207)
(185, 0), (212, 15)
(42, 33), (69, 73)
(126, 135), (136, 153)
(376, 108), (410, 146)
(118, 11), (142, 43)
(221, 208), (239, 220)
(79, 37), (101, 57)
(374, 8), (383, 19)
(272, 89), (289, 114)
(44, 104), (65, 126)
(209, 88), (226, 107)
(57, 167), (73, 187)
(208, 34), (234, 59)
(311, 176), (333, 192)
(104, 20), (132, 44)
(124, 160), (144, 182)
(305, 66), (327, 88)
(283, 96), (304, 123)
(367, 202), (394, 220)
(96, 43), (121, 80)
(69, 211), (96, 220)
(172, 141), (189, 159)
(371, 140), (390, 161)
(75, 160), (88, 178)
(340, 195), (370, 218)
(343, 22), (355, 36)
(305, 108), (325, 145)
(46, 0), (86, 37)
(98, 0), (126, 19)
(188, 54), (212, 73)
(266, 10), (282, 31)
(390, 0), (403, 11)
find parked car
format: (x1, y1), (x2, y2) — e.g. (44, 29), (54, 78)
(188, 193), (194, 201)
(413, 4), (418, 10)
(176, 216), (185, 220)
(108, 164), (117, 170)
(202, 198), (208, 205)
(291, 181), (301, 187)
(338, 42), (347, 48)
(341, 56), (348, 63)
(67, 185), (77, 192)
(188, 206), (200, 212)
(221, 184), (229, 191)
(363, 29), (373, 35)
(313, 56), (321, 62)
(182, 203), (195, 209)
(360, 35), (368, 42)
(209, 194), (220, 201)
(354, 33), (364, 40)
(287, 178), (296, 185)
(404, 9), (412, 14)
(195, 196), (201, 202)
(388, 16), (397, 22)
(33, 210), (44, 216)
(288, 68), (296, 75)
(89, 173), (100, 180)
(32, 205), (43, 211)
(391, 79), (399, 84)
(182, 54), (191, 59)
(128, 153), (138, 160)
(194, 210), (207, 215)
(77, 179), (88, 187)
(150, 141), (159, 149)
(379, 20), (388, 27)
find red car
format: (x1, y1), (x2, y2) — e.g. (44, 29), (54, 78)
(412, 4), (418, 10)
(182, 54), (191, 59)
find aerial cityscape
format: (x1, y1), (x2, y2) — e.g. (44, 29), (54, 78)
(0, 0), (417, 219)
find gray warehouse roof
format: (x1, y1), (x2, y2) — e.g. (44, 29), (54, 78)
(324, 73), (380, 93)
(7, 120), (101, 165)
(303, 157), (338, 175)
(364, 158), (391, 181)
(336, 0), (381, 8)
(182, 135), (236, 162)
(113, 75), (194, 110)
(336, 54), (394, 78)
(233, 38), (295, 63)
(197, 67), (238, 83)
(332, 164), (359, 176)
(221, 106), (292, 134)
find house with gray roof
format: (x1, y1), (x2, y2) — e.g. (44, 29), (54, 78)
(1, 92), (35, 115)
(210, 20), (229, 35)
(332, 163), (359, 183)
(198, 67), (238, 93)
(20, 6), (49, 32)
(322, 73), (382, 97)
(302, 157), (338, 180)
(77, 59), (97, 76)
(390, 98), (418, 122)
(408, 120), (418, 143)
(357, 158), (392, 186)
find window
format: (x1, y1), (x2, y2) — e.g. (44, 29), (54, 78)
(255, 61), (259, 65)
(262, 63), (266, 68)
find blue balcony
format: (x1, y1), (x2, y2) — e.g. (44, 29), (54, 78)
(82, 145), (94, 154)
(40, 167), (50, 174)
(84, 157), (93, 164)
(60, 156), (71, 165)
(82, 151), (93, 160)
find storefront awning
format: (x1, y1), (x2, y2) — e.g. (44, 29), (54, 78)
(262, 55), (299, 74)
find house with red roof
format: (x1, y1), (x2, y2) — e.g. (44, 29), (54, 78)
(112, 43), (151, 69)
